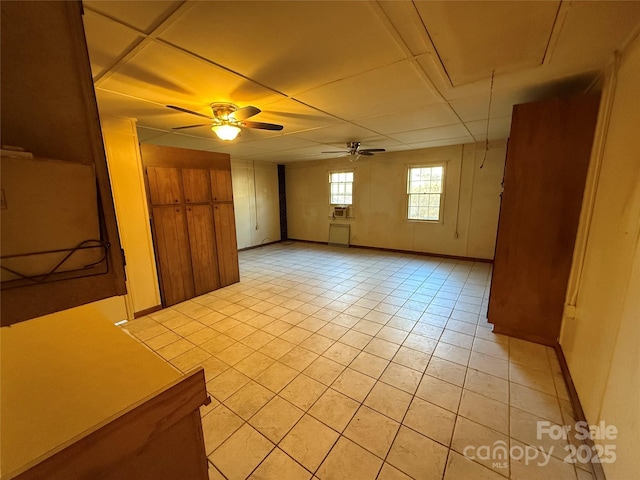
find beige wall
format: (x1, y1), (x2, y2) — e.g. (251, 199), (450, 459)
(102, 117), (161, 316)
(232, 159), (281, 250)
(560, 33), (640, 479)
(286, 142), (506, 259)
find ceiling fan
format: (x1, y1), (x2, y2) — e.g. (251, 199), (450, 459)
(167, 102), (283, 141)
(322, 142), (385, 161)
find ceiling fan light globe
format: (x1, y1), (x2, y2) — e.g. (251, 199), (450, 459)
(212, 124), (241, 141)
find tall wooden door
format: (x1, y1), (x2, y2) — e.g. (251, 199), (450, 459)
(151, 205), (195, 306)
(488, 94), (600, 345)
(183, 168), (220, 295)
(213, 203), (240, 287)
(141, 145), (239, 307)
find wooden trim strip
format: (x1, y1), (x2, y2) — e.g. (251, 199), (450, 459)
(286, 238), (494, 263)
(237, 240), (282, 252)
(134, 304), (163, 318)
(555, 344), (606, 480)
(10, 368), (208, 480)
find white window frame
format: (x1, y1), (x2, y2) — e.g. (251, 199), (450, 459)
(406, 164), (445, 222)
(329, 170), (354, 206)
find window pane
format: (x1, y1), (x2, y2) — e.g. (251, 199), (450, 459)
(407, 166), (443, 220)
(330, 171), (354, 205)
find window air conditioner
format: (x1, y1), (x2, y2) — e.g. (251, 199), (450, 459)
(333, 206), (348, 218)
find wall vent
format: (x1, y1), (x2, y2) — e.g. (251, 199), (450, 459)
(328, 223), (350, 247)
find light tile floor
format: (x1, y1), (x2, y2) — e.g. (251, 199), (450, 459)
(125, 243), (595, 480)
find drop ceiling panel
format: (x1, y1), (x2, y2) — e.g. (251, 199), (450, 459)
(95, 89), (186, 131)
(449, 75), (596, 122)
(295, 61), (442, 121)
(550, 1), (640, 65)
(245, 145), (331, 163)
(377, 1), (433, 56)
(354, 104), (460, 134)
(158, 1), (406, 96)
(84, 1), (182, 33)
(465, 116), (513, 141)
(404, 136), (476, 150)
(237, 137), (321, 153)
(82, 11), (142, 79)
(415, 1), (561, 85)
(388, 124), (470, 144)
(99, 41), (284, 110)
(291, 123), (380, 145)
(137, 126), (167, 143)
(254, 98), (342, 134)
(144, 132), (228, 151)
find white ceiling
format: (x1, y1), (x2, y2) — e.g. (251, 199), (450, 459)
(83, 0), (640, 163)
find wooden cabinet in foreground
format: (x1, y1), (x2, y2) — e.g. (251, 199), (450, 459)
(0, 1), (126, 325)
(488, 94), (600, 345)
(1, 308), (209, 480)
(141, 144), (240, 307)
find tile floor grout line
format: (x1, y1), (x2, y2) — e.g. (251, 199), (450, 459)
(126, 244), (581, 480)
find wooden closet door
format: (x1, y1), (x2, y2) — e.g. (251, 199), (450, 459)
(151, 206), (195, 306)
(147, 167), (182, 205)
(213, 203), (240, 287)
(488, 94), (600, 345)
(186, 205), (220, 295)
(210, 169), (233, 202)
(182, 169), (211, 204)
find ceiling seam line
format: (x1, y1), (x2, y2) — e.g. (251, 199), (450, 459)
(92, 1), (195, 87)
(370, 0), (449, 102)
(155, 38), (290, 100)
(541, 0), (567, 65)
(410, 0), (455, 89)
(370, 0), (474, 141)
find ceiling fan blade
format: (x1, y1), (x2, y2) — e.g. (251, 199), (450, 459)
(358, 151), (375, 156)
(359, 148), (386, 153)
(322, 150), (349, 154)
(172, 123), (212, 130)
(230, 105), (260, 121)
(167, 105), (213, 119)
(242, 120), (283, 131)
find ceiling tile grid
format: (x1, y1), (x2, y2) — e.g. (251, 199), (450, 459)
(81, 0), (640, 162)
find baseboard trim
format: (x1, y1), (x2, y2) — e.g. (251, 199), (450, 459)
(351, 243), (494, 264)
(491, 324), (557, 347)
(285, 238), (493, 263)
(238, 240), (282, 252)
(555, 343), (607, 480)
(134, 305), (162, 319)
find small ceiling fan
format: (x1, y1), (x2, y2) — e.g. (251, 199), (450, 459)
(167, 102), (283, 141)
(322, 142), (385, 161)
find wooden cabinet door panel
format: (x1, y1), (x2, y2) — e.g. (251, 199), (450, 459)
(152, 206), (195, 306)
(213, 203), (239, 287)
(183, 169), (211, 204)
(147, 167), (182, 205)
(186, 205), (220, 295)
(210, 169), (233, 202)
(488, 94), (599, 345)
